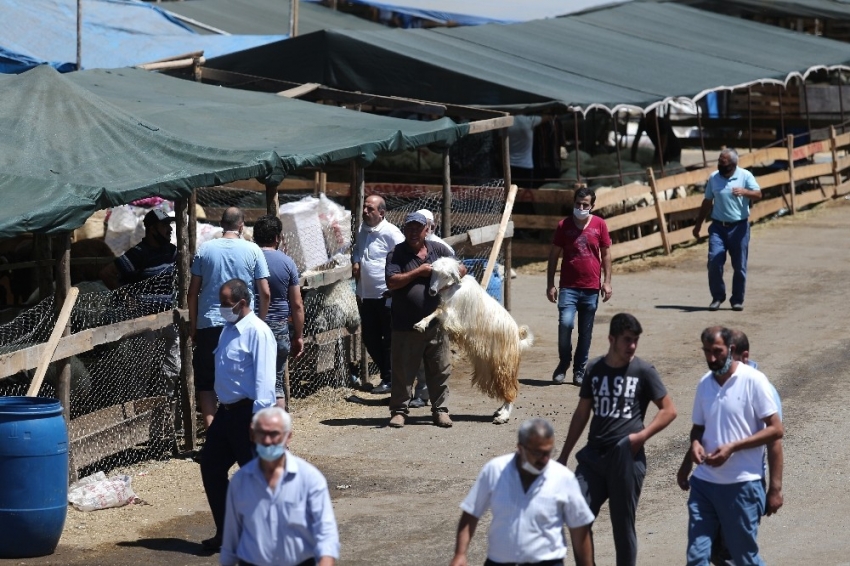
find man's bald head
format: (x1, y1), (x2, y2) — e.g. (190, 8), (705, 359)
(221, 207), (245, 232)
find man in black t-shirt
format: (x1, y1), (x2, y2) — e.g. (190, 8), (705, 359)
(557, 313), (677, 566)
(384, 212), (463, 429)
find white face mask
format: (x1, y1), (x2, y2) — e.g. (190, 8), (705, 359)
(573, 207), (591, 220)
(518, 448), (547, 476)
(219, 305), (240, 324)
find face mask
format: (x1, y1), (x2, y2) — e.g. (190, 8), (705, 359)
(573, 207), (590, 220)
(712, 350), (734, 377)
(718, 163), (735, 176)
(519, 448), (546, 476)
(219, 304), (240, 324)
(256, 442), (286, 462)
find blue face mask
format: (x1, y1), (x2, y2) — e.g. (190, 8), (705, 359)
(256, 443), (286, 462)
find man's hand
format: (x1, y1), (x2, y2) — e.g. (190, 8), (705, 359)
(627, 432), (645, 456)
(692, 224), (702, 239)
(690, 441), (706, 466)
(556, 451), (569, 467)
(290, 337), (304, 359)
(705, 443), (733, 467)
(352, 262), (361, 281)
(677, 459), (693, 491)
(601, 282), (612, 303)
(766, 486), (783, 516)
(731, 187), (754, 197)
(418, 263), (432, 277)
(449, 555), (468, 566)
(546, 286), (558, 303)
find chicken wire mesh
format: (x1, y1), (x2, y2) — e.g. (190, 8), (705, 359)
(0, 272), (181, 475)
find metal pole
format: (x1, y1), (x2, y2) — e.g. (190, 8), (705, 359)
(76, 0), (82, 70)
(289, 0), (299, 37)
(838, 70), (846, 134)
(803, 77), (812, 142)
(573, 111), (581, 181)
(442, 151), (452, 237)
(779, 85), (786, 141)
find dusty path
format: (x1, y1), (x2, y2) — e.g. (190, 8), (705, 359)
(10, 199), (849, 566)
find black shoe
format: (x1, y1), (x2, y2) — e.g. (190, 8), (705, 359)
(201, 536), (221, 552)
(709, 300), (722, 311)
(408, 397), (427, 409)
(371, 381), (392, 394)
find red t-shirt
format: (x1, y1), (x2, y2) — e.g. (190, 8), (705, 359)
(552, 215), (611, 290)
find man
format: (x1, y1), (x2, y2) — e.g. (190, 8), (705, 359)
(385, 211), (462, 428)
(683, 326), (784, 566)
(677, 329), (783, 566)
(189, 207), (271, 428)
(630, 108), (682, 166)
(507, 115), (544, 188)
(547, 187), (612, 386)
(352, 195), (404, 395)
(200, 279), (278, 552)
(450, 418), (595, 566)
(692, 148), (762, 312)
(253, 215), (305, 411)
(221, 407), (339, 566)
(556, 313), (677, 566)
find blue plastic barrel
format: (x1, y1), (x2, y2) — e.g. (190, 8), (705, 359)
(0, 397), (68, 558)
(461, 259), (504, 305)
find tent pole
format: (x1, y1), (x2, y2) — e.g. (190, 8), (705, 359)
(188, 189), (198, 257)
(838, 70), (846, 134)
(573, 111), (581, 181)
(53, 233), (75, 481)
(175, 198), (197, 452)
(265, 180), (279, 215)
(442, 151), (452, 238)
(500, 131), (512, 313)
(653, 108), (665, 177)
(614, 110), (624, 186)
(697, 102), (707, 167)
(289, 0), (300, 37)
(747, 86), (753, 153)
(779, 86), (786, 141)
(76, 0), (82, 70)
(351, 163), (367, 383)
(803, 77), (812, 142)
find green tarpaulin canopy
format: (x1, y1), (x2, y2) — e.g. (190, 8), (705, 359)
(207, 2), (850, 112)
(0, 66), (467, 237)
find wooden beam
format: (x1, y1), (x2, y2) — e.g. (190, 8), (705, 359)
(610, 232), (663, 260)
(175, 197), (196, 451)
(481, 184), (517, 289)
(787, 134), (797, 214)
(277, 83), (321, 99)
(300, 265), (352, 289)
(756, 170), (791, 190)
(442, 222), (514, 247)
(647, 168), (671, 255)
(136, 57), (205, 71)
(467, 116), (514, 135)
(26, 287), (79, 397)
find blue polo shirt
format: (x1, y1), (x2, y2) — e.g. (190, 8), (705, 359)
(705, 167), (760, 223)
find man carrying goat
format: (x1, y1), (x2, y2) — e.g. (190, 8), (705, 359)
(385, 212), (464, 428)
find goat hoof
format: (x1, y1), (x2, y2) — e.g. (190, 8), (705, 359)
(492, 415), (509, 425)
(413, 323), (426, 333)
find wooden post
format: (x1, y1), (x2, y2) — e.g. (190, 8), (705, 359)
(192, 57), (203, 82)
(188, 189), (198, 256)
(646, 169), (671, 254)
(27, 287), (78, 398)
(350, 163), (367, 383)
(653, 109), (665, 177)
(838, 71), (846, 134)
(696, 102), (707, 167)
(266, 180), (280, 215)
(289, 0), (299, 37)
(442, 151), (452, 238)
(779, 85), (786, 140)
(614, 110), (624, 186)
(786, 134), (797, 214)
(54, 233), (75, 482)
(319, 171), (327, 196)
(503, 237), (512, 312)
(313, 171), (320, 197)
(501, 131), (512, 196)
(573, 111), (581, 180)
(481, 185), (518, 289)
(747, 86), (753, 153)
(830, 125), (841, 197)
(802, 78), (812, 143)
(175, 198), (197, 451)
(76, 0), (82, 70)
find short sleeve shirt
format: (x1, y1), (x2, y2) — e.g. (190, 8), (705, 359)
(580, 356), (667, 450)
(191, 238), (270, 329)
(258, 249), (299, 324)
(704, 167), (760, 223)
(115, 240), (177, 284)
(552, 215), (611, 290)
(460, 454), (595, 564)
(385, 241), (453, 331)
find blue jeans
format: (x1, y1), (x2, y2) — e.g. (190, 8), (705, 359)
(267, 321), (291, 402)
(557, 288), (599, 378)
(708, 220), (750, 305)
(686, 477), (765, 566)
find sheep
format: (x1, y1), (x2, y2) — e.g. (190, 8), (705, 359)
(413, 257), (533, 424)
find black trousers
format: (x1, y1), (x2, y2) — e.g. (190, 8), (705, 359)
(239, 559), (316, 566)
(200, 402), (254, 537)
(484, 559), (563, 566)
(359, 298), (393, 383)
(575, 436), (646, 566)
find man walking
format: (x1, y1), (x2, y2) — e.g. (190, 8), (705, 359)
(352, 195), (404, 394)
(547, 187), (612, 386)
(385, 212), (461, 428)
(189, 207), (270, 428)
(556, 313), (676, 566)
(683, 326), (783, 566)
(450, 418), (595, 566)
(200, 279), (278, 552)
(221, 407), (339, 566)
(692, 148), (761, 311)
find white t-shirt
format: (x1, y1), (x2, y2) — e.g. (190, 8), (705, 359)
(460, 453), (594, 564)
(352, 219), (404, 299)
(691, 363), (779, 485)
(507, 115), (542, 169)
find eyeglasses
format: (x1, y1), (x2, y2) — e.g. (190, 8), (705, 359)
(574, 202), (593, 210)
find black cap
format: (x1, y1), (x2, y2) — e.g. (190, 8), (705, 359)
(143, 209), (175, 227)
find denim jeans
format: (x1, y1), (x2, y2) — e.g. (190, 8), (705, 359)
(686, 477), (765, 566)
(557, 288), (599, 378)
(708, 220), (750, 305)
(266, 320), (291, 402)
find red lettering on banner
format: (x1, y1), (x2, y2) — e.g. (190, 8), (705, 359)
(792, 141), (825, 161)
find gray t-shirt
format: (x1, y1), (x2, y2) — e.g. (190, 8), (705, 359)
(256, 249), (299, 324)
(385, 240), (453, 331)
(580, 355), (667, 450)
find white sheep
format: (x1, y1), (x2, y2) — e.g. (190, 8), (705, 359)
(413, 257), (533, 424)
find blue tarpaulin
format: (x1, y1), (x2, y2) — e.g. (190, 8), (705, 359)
(303, 0), (629, 25)
(0, 0), (286, 73)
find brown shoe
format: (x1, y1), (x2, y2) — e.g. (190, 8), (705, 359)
(388, 413), (405, 428)
(432, 412), (453, 428)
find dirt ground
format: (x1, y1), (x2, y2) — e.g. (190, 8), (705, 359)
(6, 198), (849, 566)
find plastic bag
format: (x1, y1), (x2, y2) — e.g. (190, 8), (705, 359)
(68, 471), (137, 512)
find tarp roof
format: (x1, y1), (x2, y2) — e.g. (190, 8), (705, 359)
(303, 0), (630, 25)
(207, 2), (850, 113)
(162, 0), (385, 35)
(0, 66), (467, 237)
(0, 0), (285, 73)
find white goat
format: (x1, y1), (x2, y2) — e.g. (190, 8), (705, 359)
(413, 257), (533, 424)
